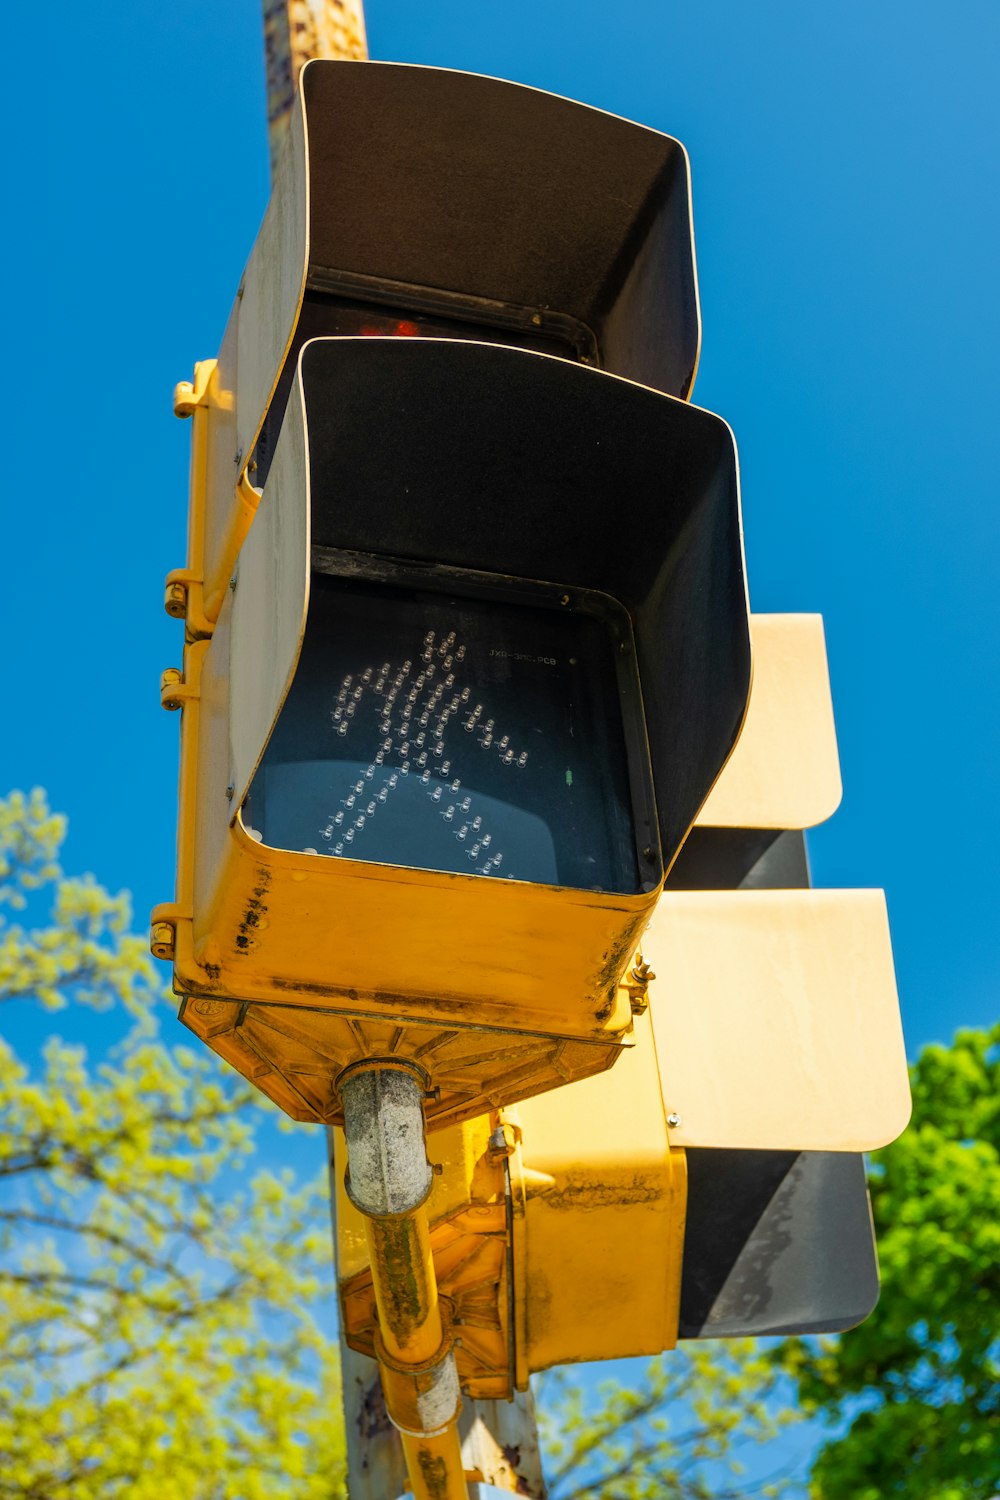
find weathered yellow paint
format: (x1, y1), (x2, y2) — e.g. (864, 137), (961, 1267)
(399, 1430), (471, 1500)
(365, 1212), (443, 1365)
(336, 1113), (512, 1400)
(181, 813), (647, 1036)
(349, 1135), (470, 1497)
(166, 801), (649, 1127)
(510, 1007), (687, 1381)
(334, 1010), (690, 1397)
(167, 359), (220, 639)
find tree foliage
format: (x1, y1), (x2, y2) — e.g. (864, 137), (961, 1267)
(536, 1344), (802, 1500)
(0, 790), (345, 1499)
(2, 789), (814, 1499)
(783, 1022), (1000, 1500)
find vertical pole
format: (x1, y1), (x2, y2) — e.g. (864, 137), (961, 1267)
(328, 1129), (548, 1498)
(262, 0), (368, 174)
(459, 1395), (547, 1497)
(336, 1338), (409, 1499)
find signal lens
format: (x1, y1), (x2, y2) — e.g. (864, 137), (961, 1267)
(245, 572), (644, 894)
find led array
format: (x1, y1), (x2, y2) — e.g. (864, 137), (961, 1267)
(319, 627), (531, 876)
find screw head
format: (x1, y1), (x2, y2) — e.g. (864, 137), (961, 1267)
(666, 1112), (682, 1129)
(225, 784), (235, 801)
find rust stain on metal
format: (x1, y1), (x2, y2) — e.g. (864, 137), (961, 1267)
(356, 1374), (394, 1442)
(592, 985), (617, 1023)
(499, 1443), (536, 1497)
(371, 1217), (431, 1343)
(235, 869), (272, 953)
(539, 1172), (661, 1211)
(418, 1448), (450, 1500)
(269, 974), (488, 1017)
(598, 921), (645, 999)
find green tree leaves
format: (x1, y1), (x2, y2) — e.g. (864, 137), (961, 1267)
(783, 1024), (1000, 1499)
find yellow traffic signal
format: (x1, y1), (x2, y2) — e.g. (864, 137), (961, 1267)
(155, 58), (910, 1497)
(334, 888), (907, 1386)
(159, 335), (750, 1128)
(154, 63), (752, 1130)
(333, 608), (909, 1376)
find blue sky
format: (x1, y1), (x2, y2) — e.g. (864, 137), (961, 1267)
(1, 0), (996, 1491)
(4, 0), (997, 1059)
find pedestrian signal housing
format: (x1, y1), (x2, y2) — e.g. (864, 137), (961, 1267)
(163, 336), (749, 1128)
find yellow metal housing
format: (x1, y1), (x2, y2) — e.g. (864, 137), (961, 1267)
(156, 472), (652, 1126)
(508, 1008), (687, 1383)
(165, 594), (646, 1125)
(334, 1011), (688, 1394)
(180, 815), (645, 1038)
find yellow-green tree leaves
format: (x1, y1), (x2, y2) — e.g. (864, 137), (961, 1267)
(536, 1341), (802, 1498)
(0, 791), (345, 1499)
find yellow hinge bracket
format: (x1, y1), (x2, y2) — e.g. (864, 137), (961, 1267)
(173, 359), (217, 419)
(160, 667), (200, 711)
(163, 566), (199, 621)
(149, 901), (185, 961)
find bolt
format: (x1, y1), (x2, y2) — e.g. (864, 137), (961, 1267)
(642, 845), (656, 863)
(164, 581), (187, 618)
(150, 921), (175, 961)
(160, 668), (183, 711)
(666, 1112), (682, 1129)
(229, 574), (238, 592)
(234, 447), (243, 466)
(225, 784), (235, 801)
(487, 1124), (516, 1160)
